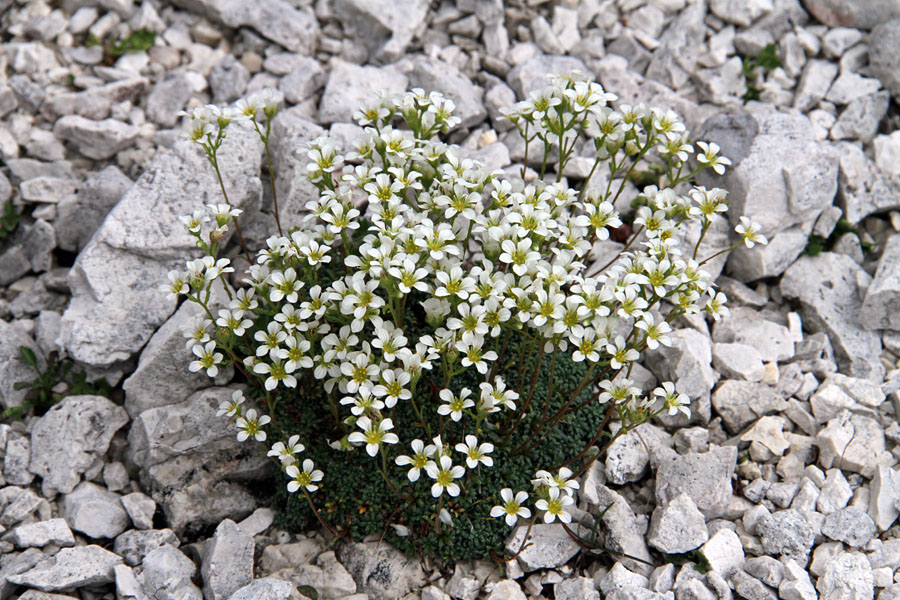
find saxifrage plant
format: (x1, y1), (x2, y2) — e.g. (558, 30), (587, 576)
(162, 72), (766, 563)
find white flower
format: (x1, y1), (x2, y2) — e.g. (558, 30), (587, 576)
(490, 489), (531, 526)
(253, 359), (297, 391)
(535, 487), (574, 523)
(268, 435), (305, 464)
(189, 341), (223, 377)
(478, 377), (518, 413)
(654, 381), (691, 418)
(340, 388), (385, 416)
(235, 409), (271, 442)
(437, 387), (474, 422)
(347, 416), (399, 456)
(160, 270), (188, 301)
(696, 141), (732, 175)
(216, 390), (246, 418)
(395, 439), (431, 482)
(735, 216), (767, 248)
(424, 455), (465, 497)
(372, 369), (411, 407)
(455, 333), (497, 374)
(606, 335), (640, 370)
(269, 268), (304, 303)
(216, 309), (252, 336)
(499, 238), (540, 276)
(286, 458), (323, 493)
(455, 435), (494, 468)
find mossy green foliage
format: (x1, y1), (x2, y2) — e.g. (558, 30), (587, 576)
(741, 43), (781, 103)
(3, 346), (112, 420)
(108, 28), (156, 57)
(804, 218), (873, 257)
(0, 198), (20, 243)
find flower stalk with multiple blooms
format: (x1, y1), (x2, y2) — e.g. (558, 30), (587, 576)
(164, 73), (765, 561)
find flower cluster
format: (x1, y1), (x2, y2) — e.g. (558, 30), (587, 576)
(167, 72), (765, 559)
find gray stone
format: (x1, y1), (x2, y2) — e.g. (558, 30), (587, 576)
(55, 166), (132, 253)
(869, 465), (900, 531)
(62, 481), (129, 539)
(0, 321), (43, 410)
(810, 383), (870, 423)
(710, 0), (773, 26)
(29, 395), (129, 495)
(816, 552), (873, 600)
(12, 519), (75, 549)
(694, 57), (747, 104)
(825, 71), (883, 106)
(485, 580), (526, 600)
(169, 0), (317, 54)
(141, 545), (202, 600)
(59, 123), (261, 374)
(146, 74), (193, 128)
(757, 509), (817, 560)
(869, 18), (900, 97)
(0, 246), (31, 288)
(260, 537), (324, 574)
(113, 564), (147, 600)
(817, 468), (852, 515)
(712, 343), (765, 382)
(728, 225), (810, 282)
(712, 307), (793, 363)
(697, 104), (838, 240)
(147, 476), (259, 538)
(655, 446), (736, 519)
(54, 116), (139, 160)
(779, 559), (817, 600)
(647, 493), (708, 554)
(23, 220), (55, 274)
(122, 292), (231, 418)
(794, 59), (839, 112)
(0, 548), (45, 600)
(829, 91), (890, 142)
(816, 411), (885, 477)
(20, 177), (77, 204)
(279, 58), (326, 104)
(318, 60), (408, 125)
(580, 483), (653, 576)
(4, 432), (33, 486)
(700, 529), (744, 577)
(16, 591), (82, 600)
(0, 487), (43, 528)
(781, 253), (883, 381)
(506, 55), (591, 98)
(822, 507), (876, 547)
(803, 0), (900, 29)
(114, 529), (179, 567)
(228, 578), (299, 600)
(645, 1), (706, 89)
(644, 328), (716, 403)
(41, 77), (149, 120)
(236, 507), (275, 537)
(0, 85), (18, 118)
(836, 141), (900, 223)
(268, 108), (326, 228)
(336, 539), (426, 600)
(7, 545), (122, 592)
(121, 492), (157, 530)
(202, 519), (254, 600)
(731, 570), (777, 600)
(210, 55), (249, 104)
(605, 423), (671, 485)
(503, 523), (580, 573)
(273, 550), (357, 599)
(741, 415), (790, 456)
(331, 0), (429, 61)
(409, 57), (486, 129)
(554, 577), (598, 600)
(744, 556), (784, 588)
(103, 461), (130, 492)
(861, 234), (900, 331)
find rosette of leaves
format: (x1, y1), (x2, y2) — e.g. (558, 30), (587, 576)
(165, 74), (764, 563)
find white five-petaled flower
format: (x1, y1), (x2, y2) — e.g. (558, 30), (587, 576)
(286, 458), (323, 493)
(490, 489), (531, 526)
(216, 389), (246, 418)
(606, 335), (640, 370)
(424, 454), (465, 497)
(454, 435), (494, 468)
(437, 388), (474, 421)
(395, 439), (431, 482)
(189, 341), (223, 377)
(235, 409), (271, 442)
(267, 435), (305, 464)
(535, 487), (574, 523)
(735, 216), (768, 248)
(696, 141), (732, 175)
(654, 381), (691, 418)
(347, 416), (399, 456)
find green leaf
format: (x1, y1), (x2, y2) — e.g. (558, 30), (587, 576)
(13, 381), (34, 391)
(109, 28), (156, 57)
(18, 346), (38, 369)
(297, 585), (318, 599)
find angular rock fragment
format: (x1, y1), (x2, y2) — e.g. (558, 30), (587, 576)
(53, 116), (139, 160)
(654, 446), (736, 519)
(7, 546), (122, 592)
